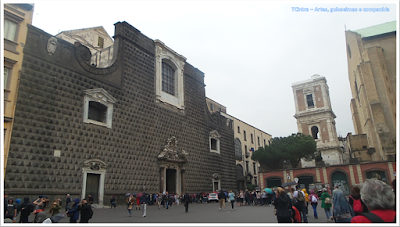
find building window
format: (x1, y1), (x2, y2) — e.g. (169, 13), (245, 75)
(245, 161), (249, 173)
(257, 136), (260, 146)
(254, 177), (257, 186)
(264, 139), (266, 146)
(311, 126), (319, 139)
(237, 126), (240, 133)
(306, 94), (314, 108)
(88, 101), (107, 123)
(155, 40), (185, 110)
(244, 145), (247, 154)
(209, 130), (221, 154)
(83, 88), (117, 129)
(253, 162), (256, 174)
(244, 131), (247, 141)
(4, 19), (17, 41)
(251, 134), (254, 144)
(4, 68), (9, 88)
(210, 103), (213, 111)
(98, 36), (104, 48)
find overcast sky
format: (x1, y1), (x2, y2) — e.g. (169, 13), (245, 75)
(6, 0), (398, 138)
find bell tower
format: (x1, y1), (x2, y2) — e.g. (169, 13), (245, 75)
(292, 74), (343, 166)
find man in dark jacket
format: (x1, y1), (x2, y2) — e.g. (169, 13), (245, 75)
(218, 190), (226, 210)
(19, 197), (34, 223)
(79, 198), (93, 223)
(140, 192), (149, 217)
(5, 198), (17, 221)
(183, 192), (190, 212)
(66, 198), (80, 223)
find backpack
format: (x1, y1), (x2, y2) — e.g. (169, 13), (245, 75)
(324, 197), (331, 204)
(311, 195), (318, 203)
(297, 190), (305, 202)
(349, 195), (363, 213)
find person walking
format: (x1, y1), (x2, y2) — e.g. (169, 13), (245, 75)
(320, 188), (332, 222)
(140, 192), (149, 217)
(110, 196), (116, 209)
(65, 194), (71, 211)
(332, 188), (355, 223)
(274, 187), (293, 223)
(218, 190), (226, 210)
(256, 191), (261, 206)
(293, 186), (308, 223)
(228, 190), (235, 210)
(351, 179), (396, 223)
(126, 194), (135, 217)
(164, 191), (169, 209)
(348, 186), (368, 216)
(19, 197), (34, 223)
(157, 193), (163, 209)
(66, 198), (80, 223)
(302, 189), (309, 215)
(309, 189), (319, 219)
(239, 190), (244, 206)
(183, 192), (190, 212)
(80, 198), (93, 223)
(261, 191), (267, 206)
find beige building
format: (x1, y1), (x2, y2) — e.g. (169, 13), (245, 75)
(292, 75), (344, 166)
(206, 98), (272, 190)
(3, 3), (34, 176)
(56, 26), (114, 68)
(345, 21), (396, 162)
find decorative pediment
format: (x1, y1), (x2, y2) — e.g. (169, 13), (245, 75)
(84, 88), (117, 104)
(82, 159), (107, 171)
(209, 130), (221, 139)
(158, 136), (188, 163)
(212, 173), (221, 180)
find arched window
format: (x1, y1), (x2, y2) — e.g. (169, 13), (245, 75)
(234, 138), (242, 160)
(311, 126), (319, 139)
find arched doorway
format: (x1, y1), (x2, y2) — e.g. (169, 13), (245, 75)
(297, 175), (314, 191)
(236, 164), (245, 191)
(266, 177), (282, 188)
(332, 171), (349, 195)
(366, 170), (387, 183)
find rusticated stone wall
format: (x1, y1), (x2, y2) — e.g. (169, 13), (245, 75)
(5, 22), (236, 201)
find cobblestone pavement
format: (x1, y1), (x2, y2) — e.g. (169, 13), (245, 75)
(50, 201), (335, 224)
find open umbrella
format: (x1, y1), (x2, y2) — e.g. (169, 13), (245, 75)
(264, 188), (273, 194)
(36, 211), (47, 223)
(38, 195), (49, 199)
(50, 213), (65, 223)
(281, 181), (297, 188)
(125, 193), (132, 196)
(136, 192), (143, 198)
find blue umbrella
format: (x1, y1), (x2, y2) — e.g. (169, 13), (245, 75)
(264, 188), (273, 194)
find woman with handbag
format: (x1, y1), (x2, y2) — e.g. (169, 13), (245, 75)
(126, 194), (135, 217)
(320, 188), (332, 222)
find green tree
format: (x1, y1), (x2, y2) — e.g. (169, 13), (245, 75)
(252, 133), (317, 169)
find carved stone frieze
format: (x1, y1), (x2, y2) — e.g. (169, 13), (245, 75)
(158, 136), (188, 163)
(47, 37), (58, 55)
(212, 173), (221, 180)
(209, 130), (221, 139)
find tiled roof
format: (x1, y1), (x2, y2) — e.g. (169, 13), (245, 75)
(353, 21), (396, 38)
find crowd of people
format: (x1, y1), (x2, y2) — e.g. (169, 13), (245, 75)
(3, 178), (396, 223)
(4, 193), (93, 223)
(272, 178), (396, 223)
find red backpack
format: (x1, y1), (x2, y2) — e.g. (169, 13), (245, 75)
(350, 195), (363, 213)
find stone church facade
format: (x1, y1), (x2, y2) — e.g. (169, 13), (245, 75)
(4, 21), (236, 206)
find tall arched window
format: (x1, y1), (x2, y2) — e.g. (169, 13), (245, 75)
(235, 138), (242, 160)
(311, 126), (319, 139)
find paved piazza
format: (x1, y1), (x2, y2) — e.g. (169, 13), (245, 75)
(52, 201), (333, 224)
